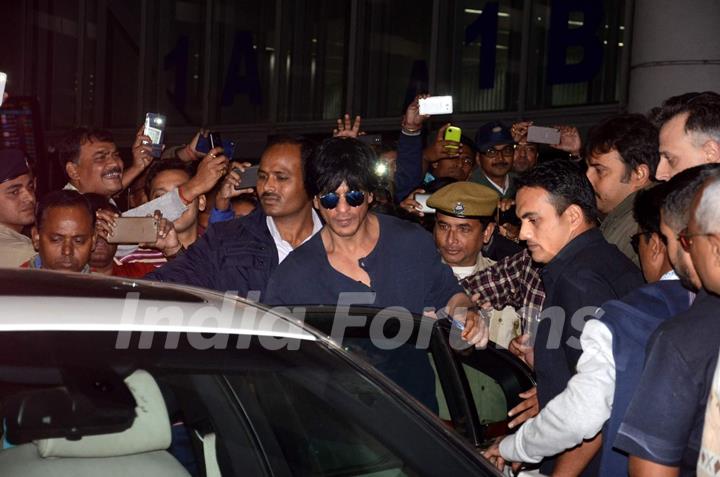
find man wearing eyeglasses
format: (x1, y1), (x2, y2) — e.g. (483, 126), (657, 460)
(470, 122), (517, 199)
(615, 164), (720, 477)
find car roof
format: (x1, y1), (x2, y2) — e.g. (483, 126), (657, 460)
(0, 268), (315, 341)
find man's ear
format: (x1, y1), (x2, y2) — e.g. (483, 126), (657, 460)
(483, 222), (496, 244)
(650, 232), (666, 260)
(367, 191), (374, 206)
(430, 161), (438, 169)
(197, 193), (207, 213)
(312, 196), (320, 210)
(709, 234), (720, 266)
(702, 139), (720, 164)
(564, 204), (585, 230)
(65, 161), (80, 183)
(31, 226), (40, 251)
(632, 164), (650, 185)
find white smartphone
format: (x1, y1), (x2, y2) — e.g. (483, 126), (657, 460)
(527, 125), (561, 144)
(415, 193), (436, 214)
(0, 72), (7, 107)
(143, 113), (167, 158)
(418, 96), (453, 116)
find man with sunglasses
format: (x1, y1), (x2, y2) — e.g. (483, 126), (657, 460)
(264, 137), (488, 346)
(615, 164), (720, 477)
(470, 122), (517, 199)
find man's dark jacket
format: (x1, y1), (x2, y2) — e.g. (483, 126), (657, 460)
(146, 208), (279, 297)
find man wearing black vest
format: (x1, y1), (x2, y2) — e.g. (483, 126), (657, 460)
(485, 160), (642, 476)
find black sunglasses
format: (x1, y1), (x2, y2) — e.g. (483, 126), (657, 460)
(319, 190), (366, 209)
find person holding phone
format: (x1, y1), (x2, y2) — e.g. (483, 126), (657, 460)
(470, 121), (517, 199)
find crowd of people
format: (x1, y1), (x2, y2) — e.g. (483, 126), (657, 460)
(1, 89), (720, 476)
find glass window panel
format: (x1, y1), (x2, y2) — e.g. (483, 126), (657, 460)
(526, 0), (626, 109)
(149, 0), (208, 128)
(353, 0), (434, 118)
(31, 0), (81, 130)
(276, 0), (350, 122)
(210, 0), (276, 124)
(436, 0), (524, 113)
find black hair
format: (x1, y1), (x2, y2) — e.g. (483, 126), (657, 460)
(83, 192), (121, 216)
(460, 134), (478, 155)
(585, 114), (660, 179)
(515, 159), (599, 223)
(35, 190), (95, 230)
(424, 177), (458, 194)
(633, 184), (671, 244)
(56, 127), (115, 175)
(654, 91), (720, 140)
(662, 163), (720, 232)
(144, 159), (197, 198)
(307, 137), (378, 197)
(265, 135), (315, 195)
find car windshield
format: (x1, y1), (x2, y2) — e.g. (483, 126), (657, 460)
(0, 330), (489, 477)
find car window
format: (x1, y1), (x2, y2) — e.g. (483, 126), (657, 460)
(461, 363), (508, 424)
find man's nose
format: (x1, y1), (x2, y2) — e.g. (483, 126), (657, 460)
(519, 222), (531, 241)
(655, 158), (671, 181)
(61, 239), (73, 256)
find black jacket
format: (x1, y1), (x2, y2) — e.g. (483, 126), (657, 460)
(146, 208), (279, 298)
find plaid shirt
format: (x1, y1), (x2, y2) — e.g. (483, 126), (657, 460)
(460, 249), (545, 335)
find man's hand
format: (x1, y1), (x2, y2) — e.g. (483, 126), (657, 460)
(425, 123), (463, 163)
(215, 161), (254, 211)
(482, 438), (508, 472)
(551, 125), (582, 156)
(180, 147), (229, 202)
(143, 211), (181, 256)
(333, 114), (364, 138)
(402, 94), (430, 132)
(458, 308), (490, 349)
(511, 121), (532, 143)
(399, 188), (426, 217)
(131, 125), (155, 170)
(508, 386), (539, 429)
(509, 333), (534, 368)
(95, 209), (119, 241)
(177, 129), (208, 162)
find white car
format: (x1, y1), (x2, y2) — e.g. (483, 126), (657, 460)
(0, 269), (503, 477)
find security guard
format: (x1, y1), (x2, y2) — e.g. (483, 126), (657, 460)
(428, 181), (521, 348)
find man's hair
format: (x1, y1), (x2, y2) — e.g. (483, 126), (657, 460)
(144, 159), (197, 198)
(633, 184), (671, 240)
(265, 135), (315, 195)
(515, 159), (599, 223)
(662, 163), (720, 232)
(585, 114), (660, 179)
(35, 190), (95, 230)
(56, 127), (115, 172)
(307, 137), (378, 197)
(654, 91), (720, 145)
(695, 176), (720, 234)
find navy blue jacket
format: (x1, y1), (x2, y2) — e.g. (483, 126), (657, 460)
(598, 279), (691, 476)
(394, 133), (424, 204)
(146, 208), (279, 297)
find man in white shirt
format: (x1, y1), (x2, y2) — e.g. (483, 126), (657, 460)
(483, 178), (697, 476)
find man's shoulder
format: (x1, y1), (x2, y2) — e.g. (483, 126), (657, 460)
(208, 209), (270, 240)
(655, 292), (720, 341)
(600, 280), (689, 322)
(377, 213), (431, 240)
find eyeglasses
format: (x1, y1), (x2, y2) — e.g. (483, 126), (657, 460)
(630, 231), (653, 254)
(319, 190), (366, 209)
(483, 145), (515, 158)
(677, 228), (712, 252)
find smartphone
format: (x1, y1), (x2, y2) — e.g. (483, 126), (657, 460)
(0, 72), (6, 107)
(415, 193), (435, 214)
(143, 113), (166, 158)
(444, 125), (462, 151)
(107, 217), (158, 244)
(419, 96), (453, 116)
(209, 132), (222, 150)
(234, 165), (259, 190)
(527, 125), (561, 145)
(358, 133), (382, 146)
(197, 135), (234, 158)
